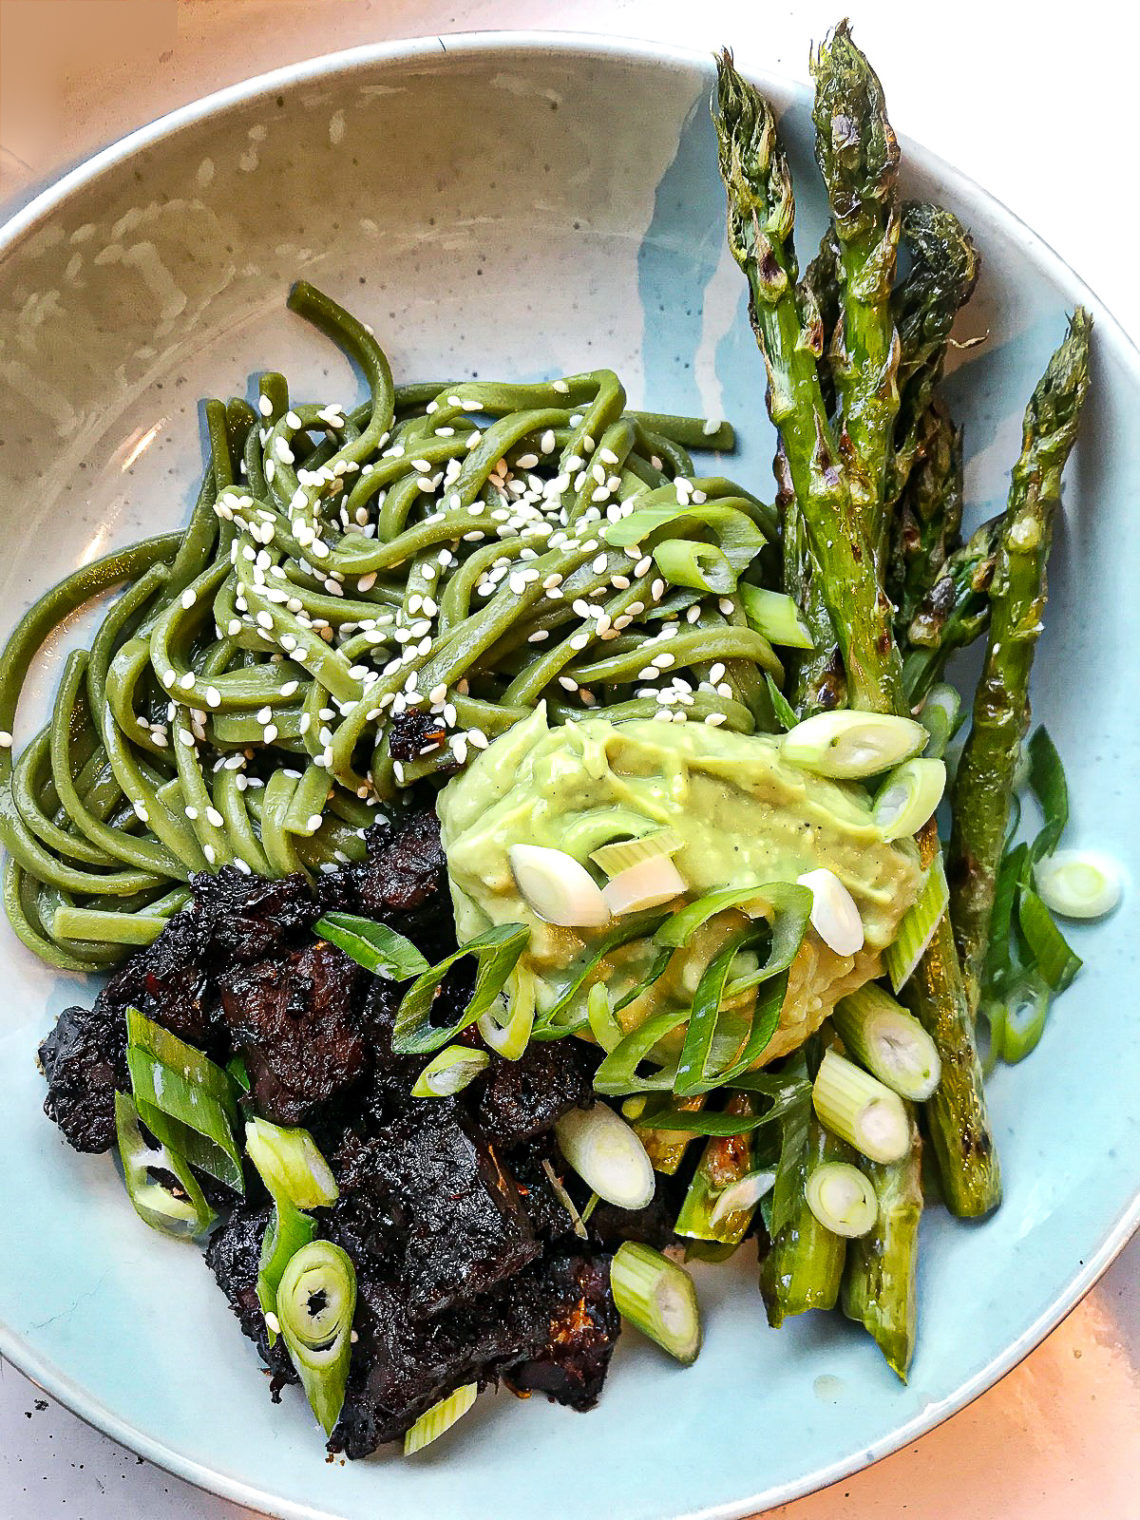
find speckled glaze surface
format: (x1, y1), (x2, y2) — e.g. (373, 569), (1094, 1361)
(0, 33), (1135, 1520)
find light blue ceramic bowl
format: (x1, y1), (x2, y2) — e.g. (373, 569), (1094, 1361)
(0, 32), (1135, 1520)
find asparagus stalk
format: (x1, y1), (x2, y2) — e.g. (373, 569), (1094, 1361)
(887, 202), (980, 511)
(716, 50), (1000, 1219)
(785, 240), (847, 715)
(899, 842), (1000, 1216)
(761, 1112), (850, 1325)
(947, 311), (1092, 1010)
(714, 51), (904, 715)
(841, 1105), (923, 1380)
(902, 514), (1002, 706)
(888, 399), (965, 635)
(810, 22), (902, 532)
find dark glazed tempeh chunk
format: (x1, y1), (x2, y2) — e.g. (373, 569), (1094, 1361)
(219, 941), (368, 1124)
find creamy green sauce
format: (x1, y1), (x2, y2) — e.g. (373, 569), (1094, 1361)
(438, 708), (924, 1064)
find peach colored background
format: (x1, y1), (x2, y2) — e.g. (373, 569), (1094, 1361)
(0, 4), (1136, 1519)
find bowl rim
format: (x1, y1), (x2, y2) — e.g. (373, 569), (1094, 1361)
(0, 26), (1136, 1520)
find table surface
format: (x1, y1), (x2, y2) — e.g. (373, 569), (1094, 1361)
(0, 2), (1137, 1517)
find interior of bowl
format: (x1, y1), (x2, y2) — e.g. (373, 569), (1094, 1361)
(0, 33), (1136, 1520)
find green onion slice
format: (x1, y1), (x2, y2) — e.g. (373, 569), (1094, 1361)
(1033, 849), (1123, 921)
(592, 1005), (689, 1096)
(739, 584), (814, 648)
(640, 1076), (810, 1136)
(1018, 888), (1082, 991)
(277, 1240), (357, 1436)
(917, 683), (962, 760)
(652, 537), (736, 594)
(530, 910), (670, 1039)
(392, 923), (530, 1055)
(603, 500), (765, 578)
(610, 1242), (702, 1365)
(996, 972), (1052, 1063)
(125, 1008), (243, 1193)
(767, 1050), (813, 1239)
(811, 1049), (911, 1165)
(114, 1091), (215, 1239)
(883, 853), (950, 993)
(477, 962), (536, 1060)
(983, 841), (1031, 994)
(832, 984), (942, 1101)
(872, 758), (947, 841)
(257, 1196), (316, 1340)
(1026, 725), (1068, 862)
(780, 711), (927, 779)
(586, 982), (625, 1053)
(314, 912), (430, 980)
(764, 672), (798, 732)
(590, 827), (683, 878)
(805, 1161), (878, 1238)
(554, 1103), (655, 1210)
(404, 1384), (479, 1456)
(411, 1044), (491, 1097)
(245, 1117), (338, 1210)
(655, 883), (773, 948)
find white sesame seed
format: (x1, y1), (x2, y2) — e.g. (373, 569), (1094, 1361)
(258, 395), (273, 417)
(558, 675), (579, 692)
(178, 729), (195, 749)
(528, 629), (549, 643)
(592, 553), (608, 575)
(552, 379), (570, 394)
(206, 806), (225, 828)
(705, 712), (728, 726)
(634, 556), (653, 578)
(709, 662), (726, 684)
(429, 683), (447, 704)
(651, 579), (666, 600)
(719, 597), (735, 615)
(204, 844), (217, 865)
(178, 671), (196, 690)
(570, 633), (590, 651)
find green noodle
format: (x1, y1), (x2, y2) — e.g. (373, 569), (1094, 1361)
(0, 282), (783, 967)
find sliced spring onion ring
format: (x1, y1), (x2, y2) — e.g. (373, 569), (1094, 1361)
(257, 1195), (316, 1339)
(764, 672), (798, 732)
(797, 867), (865, 957)
(601, 853), (687, 916)
(655, 882), (772, 948)
(832, 984), (941, 1102)
(1018, 887), (1083, 990)
(590, 827), (683, 878)
(739, 584), (814, 648)
(554, 1103), (655, 1210)
(780, 711), (927, 779)
(404, 1384), (479, 1456)
(996, 973), (1052, 1063)
(811, 1049), (911, 1165)
(277, 1240), (357, 1436)
(411, 1044), (491, 1097)
(610, 1242), (702, 1365)
(392, 922), (530, 1055)
(313, 912), (429, 980)
(805, 1161), (879, 1238)
(872, 758), (947, 841)
(1033, 849), (1123, 920)
(244, 1117), (338, 1209)
(114, 1091), (214, 1239)
(586, 981), (625, 1053)
(1026, 725), (1069, 861)
(477, 961), (537, 1060)
(708, 1168), (776, 1231)
(917, 683), (962, 760)
(508, 844), (610, 927)
(125, 1007), (243, 1193)
(652, 537), (736, 593)
(884, 852), (949, 992)
(529, 910), (670, 1039)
